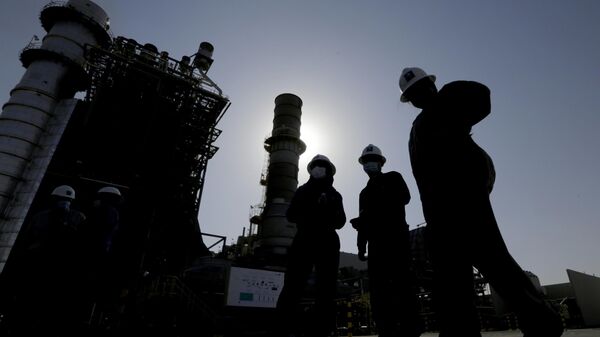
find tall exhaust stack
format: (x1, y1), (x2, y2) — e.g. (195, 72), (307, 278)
(259, 93), (306, 264)
(0, 0), (111, 273)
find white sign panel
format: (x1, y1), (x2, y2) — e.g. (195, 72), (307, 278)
(226, 267), (285, 308)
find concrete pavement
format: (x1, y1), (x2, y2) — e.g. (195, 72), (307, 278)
(362, 328), (600, 337)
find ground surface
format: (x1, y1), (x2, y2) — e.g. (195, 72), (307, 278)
(362, 329), (600, 337)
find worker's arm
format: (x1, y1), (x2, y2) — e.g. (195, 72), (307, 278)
(286, 185), (305, 225)
(386, 171), (411, 206)
(328, 190), (346, 230)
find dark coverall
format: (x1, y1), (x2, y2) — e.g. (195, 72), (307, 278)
(276, 176), (346, 336)
(355, 171), (421, 337)
(85, 195), (122, 312)
(10, 205), (88, 336)
(408, 81), (562, 337)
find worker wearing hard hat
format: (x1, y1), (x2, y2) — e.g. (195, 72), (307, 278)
(87, 186), (123, 255)
(9, 185), (88, 336)
(276, 154), (346, 337)
(399, 67), (563, 337)
(21, 185), (87, 258)
(351, 144), (421, 337)
(84, 186), (124, 316)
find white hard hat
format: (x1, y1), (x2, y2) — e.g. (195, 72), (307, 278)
(399, 67), (436, 102)
(98, 186), (121, 196)
(307, 154), (336, 176)
(51, 185), (76, 200)
(358, 144), (386, 164)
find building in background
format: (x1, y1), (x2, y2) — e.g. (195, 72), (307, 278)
(544, 269), (600, 328)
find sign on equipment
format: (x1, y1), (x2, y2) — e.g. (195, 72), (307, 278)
(226, 267), (285, 308)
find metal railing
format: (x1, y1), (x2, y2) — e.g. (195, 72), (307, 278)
(201, 233), (226, 252)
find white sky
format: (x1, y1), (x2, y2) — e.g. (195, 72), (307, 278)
(1, 0), (599, 285)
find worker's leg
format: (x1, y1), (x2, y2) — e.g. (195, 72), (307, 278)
(470, 195), (563, 337)
(393, 229), (423, 337)
(370, 231), (422, 337)
(427, 218), (482, 337)
(314, 233), (340, 337)
(367, 254), (389, 335)
(276, 238), (315, 335)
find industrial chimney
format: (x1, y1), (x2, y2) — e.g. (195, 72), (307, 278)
(0, 0), (111, 273)
(193, 42), (215, 72)
(258, 93), (306, 264)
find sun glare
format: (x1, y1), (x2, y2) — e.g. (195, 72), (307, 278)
(297, 117), (337, 182)
(300, 122), (323, 158)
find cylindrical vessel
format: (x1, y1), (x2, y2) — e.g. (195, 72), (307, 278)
(0, 0), (111, 213)
(259, 93), (306, 256)
(193, 42), (214, 72)
(0, 1), (111, 273)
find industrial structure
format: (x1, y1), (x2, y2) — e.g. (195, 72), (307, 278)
(0, 0), (230, 335)
(0, 0), (111, 273)
(254, 93), (306, 266)
(0, 1), (596, 337)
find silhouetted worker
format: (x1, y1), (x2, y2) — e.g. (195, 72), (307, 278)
(276, 154), (346, 337)
(351, 144), (421, 337)
(12, 185), (88, 336)
(85, 186), (123, 313)
(398, 67), (563, 337)
(87, 187), (122, 254)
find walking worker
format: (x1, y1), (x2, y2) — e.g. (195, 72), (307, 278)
(351, 144), (421, 337)
(398, 67), (563, 337)
(276, 154), (346, 337)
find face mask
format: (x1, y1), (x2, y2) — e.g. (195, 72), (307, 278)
(363, 162), (381, 175)
(310, 166), (327, 179)
(56, 200), (71, 211)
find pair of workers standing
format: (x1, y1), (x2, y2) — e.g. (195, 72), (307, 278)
(6, 185), (123, 336)
(276, 147), (420, 337)
(276, 67), (563, 337)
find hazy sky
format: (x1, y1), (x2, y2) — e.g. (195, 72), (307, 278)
(1, 1), (599, 285)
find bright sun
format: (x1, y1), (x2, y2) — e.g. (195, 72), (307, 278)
(297, 106), (339, 180)
(300, 122), (323, 158)
(298, 119), (336, 181)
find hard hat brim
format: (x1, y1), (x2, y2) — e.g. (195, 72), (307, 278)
(308, 156), (336, 176)
(358, 154), (386, 165)
(400, 74), (436, 103)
